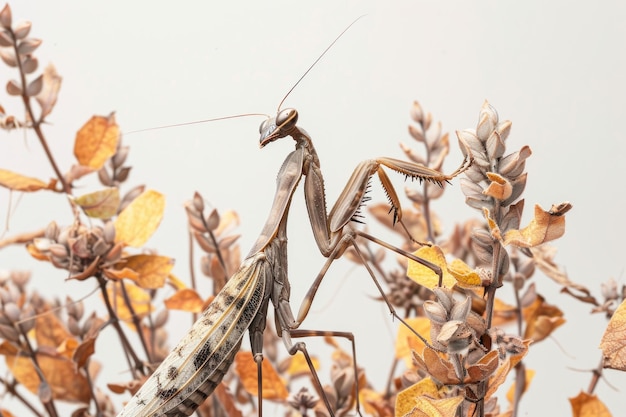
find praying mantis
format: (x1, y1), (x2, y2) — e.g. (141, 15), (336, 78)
(116, 23), (472, 417)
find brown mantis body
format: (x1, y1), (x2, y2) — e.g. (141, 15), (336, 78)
(116, 105), (470, 416)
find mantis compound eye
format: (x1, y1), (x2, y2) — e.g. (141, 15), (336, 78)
(276, 108), (298, 129)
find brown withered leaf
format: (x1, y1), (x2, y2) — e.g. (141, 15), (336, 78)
(522, 295), (565, 343)
(234, 350), (288, 400)
(405, 396), (464, 417)
(114, 254), (174, 289)
(73, 336), (96, 369)
(569, 391), (612, 417)
(5, 351), (91, 403)
(73, 188), (120, 219)
(466, 350), (500, 384)
(114, 189), (165, 247)
(361, 387), (393, 417)
(503, 204), (569, 247)
(164, 288), (204, 313)
(395, 378), (441, 417)
(599, 298), (626, 371)
(406, 246), (457, 289)
(35, 63), (62, 119)
(0, 168), (56, 192)
(0, 409), (16, 417)
(74, 113), (119, 169)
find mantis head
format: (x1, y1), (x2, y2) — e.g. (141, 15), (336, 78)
(259, 108), (299, 147)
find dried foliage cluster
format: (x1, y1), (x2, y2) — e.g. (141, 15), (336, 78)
(0, 4), (624, 417)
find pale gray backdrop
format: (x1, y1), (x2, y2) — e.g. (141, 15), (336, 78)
(1, 1), (625, 416)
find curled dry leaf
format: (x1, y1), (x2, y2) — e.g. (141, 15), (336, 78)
(74, 113), (119, 170)
(522, 295), (565, 343)
(406, 246), (457, 289)
(234, 350), (288, 400)
(73, 187), (120, 219)
(114, 189), (165, 247)
(0, 168), (56, 192)
(164, 288), (204, 313)
(505, 368), (535, 404)
(599, 298), (626, 371)
(503, 204), (570, 248)
(447, 258), (482, 288)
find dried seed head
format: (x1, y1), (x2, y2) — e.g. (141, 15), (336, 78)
(288, 387), (318, 414)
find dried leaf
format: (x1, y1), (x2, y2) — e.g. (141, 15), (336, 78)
(483, 172), (512, 200)
(73, 336), (96, 369)
(164, 288), (204, 313)
(523, 296), (565, 343)
(5, 352), (91, 402)
(107, 281), (152, 322)
(73, 188), (120, 219)
(285, 350), (319, 378)
(74, 114), (119, 169)
(234, 351), (288, 400)
(395, 317), (431, 367)
(114, 189), (165, 247)
(405, 395), (464, 417)
(115, 254), (174, 289)
(569, 392), (612, 417)
(448, 259), (482, 288)
(35, 311), (72, 348)
(503, 204), (569, 248)
(34, 64), (62, 118)
(395, 378), (441, 416)
(406, 246), (456, 289)
(213, 383), (244, 417)
(599, 298), (626, 371)
(0, 168), (55, 192)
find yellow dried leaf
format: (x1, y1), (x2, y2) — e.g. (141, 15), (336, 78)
(164, 289), (204, 313)
(569, 392), (612, 417)
(74, 187), (120, 219)
(0, 168), (55, 192)
(599, 298), (626, 371)
(503, 204), (568, 248)
(35, 311), (72, 348)
(395, 378), (440, 417)
(523, 296), (565, 343)
(103, 267), (139, 282)
(5, 352), (91, 402)
(285, 351), (319, 377)
(483, 172), (512, 200)
(406, 246), (456, 289)
(395, 317), (431, 367)
(405, 395), (463, 417)
(448, 258), (482, 288)
(114, 189), (165, 247)
(234, 351), (288, 400)
(506, 368), (535, 403)
(74, 113), (119, 169)
(116, 254), (174, 289)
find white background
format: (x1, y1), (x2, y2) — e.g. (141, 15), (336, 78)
(1, 1), (625, 416)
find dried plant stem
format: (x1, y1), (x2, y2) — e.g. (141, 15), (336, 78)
(0, 376), (45, 417)
(8, 29), (69, 195)
(96, 275), (145, 377)
(18, 327), (59, 417)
